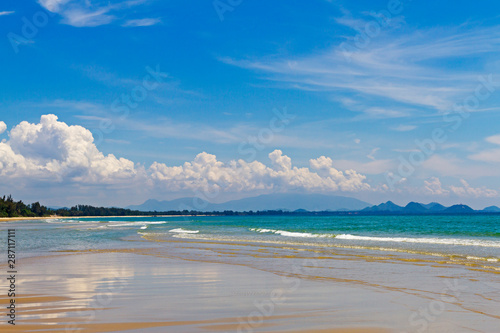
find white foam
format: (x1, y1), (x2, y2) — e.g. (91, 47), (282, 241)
(107, 221), (167, 228)
(169, 228), (199, 234)
(250, 228), (334, 238)
(335, 234), (500, 248)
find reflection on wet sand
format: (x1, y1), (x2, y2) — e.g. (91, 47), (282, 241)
(2, 234), (499, 332)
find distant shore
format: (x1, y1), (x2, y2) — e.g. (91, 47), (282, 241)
(0, 215), (205, 222)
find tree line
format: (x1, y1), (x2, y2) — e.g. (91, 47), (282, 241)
(0, 195), (205, 217)
(0, 195), (49, 218)
(0, 195), (317, 218)
(0, 195), (153, 218)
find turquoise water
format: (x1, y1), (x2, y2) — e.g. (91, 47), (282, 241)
(4, 215), (500, 263)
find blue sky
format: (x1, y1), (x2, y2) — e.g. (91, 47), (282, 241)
(2, 0), (500, 208)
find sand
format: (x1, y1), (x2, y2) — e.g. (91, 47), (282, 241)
(0, 215), (204, 222)
(0, 251), (396, 332)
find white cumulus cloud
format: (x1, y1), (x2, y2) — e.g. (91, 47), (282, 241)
(0, 121), (6, 134)
(0, 115), (370, 197)
(423, 177), (497, 198)
(449, 179), (498, 198)
(0, 115), (140, 183)
(149, 150), (370, 193)
(423, 177), (449, 195)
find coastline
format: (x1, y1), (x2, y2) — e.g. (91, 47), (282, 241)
(0, 215), (205, 222)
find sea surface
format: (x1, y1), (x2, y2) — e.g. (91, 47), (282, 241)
(6, 214), (500, 266)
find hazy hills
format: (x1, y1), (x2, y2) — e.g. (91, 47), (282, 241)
(128, 195), (500, 214)
(362, 201), (492, 214)
(127, 193), (371, 212)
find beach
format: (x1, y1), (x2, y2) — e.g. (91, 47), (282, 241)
(1, 216), (499, 332)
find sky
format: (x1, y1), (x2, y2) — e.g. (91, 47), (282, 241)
(2, 0), (500, 209)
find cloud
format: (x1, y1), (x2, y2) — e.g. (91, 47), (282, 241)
(38, 0), (151, 27)
(0, 122), (6, 135)
(39, 0), (71, 12)
(468, 149), (500, 163)
(150, 150), (370, 193)
(122, 18), (161, 27)
(423, 177), (449, 196)
(0, 11), (15, 16)
(468, 134), (500, 163)
(61, 8), (115, 27)
(392, 125), (416, 132)
(486, 134), (500, 145)
(0, 115), (140, 183)
(222, 23), (500, 116)
(449, 179), (498, 198)
(332, 158), (394, 175)
(2, 115), (495, 203)
(366, 147), (380, 161)
(422, 177), (497, 198)
(0, 115), (370, 196)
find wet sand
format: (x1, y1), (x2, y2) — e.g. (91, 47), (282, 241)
(1, 252), (396, 332)
(1, 234), (499, 332)
(0, 215), (202, 222)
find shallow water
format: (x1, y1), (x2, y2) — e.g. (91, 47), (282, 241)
(7, 215), (499, 265)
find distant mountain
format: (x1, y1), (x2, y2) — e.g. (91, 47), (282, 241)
(48, 206), (69, 210)
(127, 198), (211, 212)
(443, 204), (474, 213)
(362, 201), (403, 212)
(402, 202), (427, 213)
(127, 197), (499, 215)
(363, 201), (479, 214)
(423, 202), (447, 212)
(127, 193), (371, 212)
(482, 205), (500, 212)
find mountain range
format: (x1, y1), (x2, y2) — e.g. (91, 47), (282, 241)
(127, 193), (371, 212)
(127, 195), (500, 213)
(362, 201), (490, 214)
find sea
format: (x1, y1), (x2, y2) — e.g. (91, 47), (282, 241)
(7, 214), (500, 266)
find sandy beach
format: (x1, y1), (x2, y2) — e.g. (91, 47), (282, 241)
(1, 251), (394, 333)
(1, 217), (499, 333)
(0, 215), (203, 222)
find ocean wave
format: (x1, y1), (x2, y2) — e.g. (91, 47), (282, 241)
(249, 228), (500, 248)
(335, 234), (500, 248)
(249, 228), (335, 238)
(169, 228), (199, 234)
(45, 219), (70, 223)
(107, 221), (167, 228)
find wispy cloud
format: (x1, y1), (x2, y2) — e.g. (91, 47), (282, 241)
(468, 134), (500, 163)
(392, 125), (417, 132)
(221, 23), (500, 117)
(122, 18), (161, 27)
(38, 0), (154, 27)
(0, 11), (15, 16)
(61, 7), (115, 27)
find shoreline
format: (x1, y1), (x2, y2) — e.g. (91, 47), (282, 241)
(0, 215), (205, 222)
